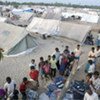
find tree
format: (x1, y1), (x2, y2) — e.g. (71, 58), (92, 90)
(0, 48), (4, 61)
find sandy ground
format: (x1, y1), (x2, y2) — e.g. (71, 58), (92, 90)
(0, 35), (100, 95)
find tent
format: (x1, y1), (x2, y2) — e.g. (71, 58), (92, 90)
(0, 22), (37, 56)
(62, 12), (99, 23)
(6, 12), (34, 27)
(27, 17), (91, 43)
(27, 17), (60, 35)
(59, 22), (91, 43)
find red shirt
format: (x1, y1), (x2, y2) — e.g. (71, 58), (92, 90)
(19, 83), (26, 93)
(29, 70), (39, 81)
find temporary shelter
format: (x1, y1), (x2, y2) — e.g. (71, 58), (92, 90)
(59, 22), (91, 43)
(6, 12), (34, 27)
(62, 11), (99, 23)
(27, 17), (60, 35)
(0, 22), (37, 56)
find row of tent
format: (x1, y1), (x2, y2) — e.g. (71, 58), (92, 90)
(0, 17), (91, 56)
(27, 17), (91, 43)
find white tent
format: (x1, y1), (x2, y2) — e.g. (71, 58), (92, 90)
(27, 17), (60, 35)
(59, 22), (91, 43)
(62, 11), (99, 23)
(27, 17), (91, 43)
(0, 22), (37, 56)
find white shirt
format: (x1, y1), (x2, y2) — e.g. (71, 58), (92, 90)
(91, 76), (100, 90)
(95, 49), (100, 57)
(54, 51), (60, 61)
(74, 48), (82, 57)
(29, 63), (39, 70)
(84, 92), (99, 100)
(4, 80), (16, 96)
(88, 64), (95, 73)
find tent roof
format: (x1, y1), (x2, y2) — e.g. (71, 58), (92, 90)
(27, 17), (59, 35)
(0, 22), (28, 54)
(59, 22), (91, 43)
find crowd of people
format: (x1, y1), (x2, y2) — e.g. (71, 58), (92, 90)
(0, 45), (100, 100)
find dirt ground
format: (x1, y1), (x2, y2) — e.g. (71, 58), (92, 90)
(0, 34), (99, 95)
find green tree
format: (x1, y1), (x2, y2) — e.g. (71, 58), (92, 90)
(0, 48), (4, 61)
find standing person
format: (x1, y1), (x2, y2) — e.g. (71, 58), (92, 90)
(54, 48), (60, 70)
(47, 55), (51, 64)
(38, 57), (45, 79)
(74, 44), (82, 66)
(63, 46), (70, 55)
(88, 47), (96, 62)
(19, 77), (28, 100)
(29, 66), (39, 82)
(29, 59), (37, 70)
(90, 71), (100, 93)
(4, 77), (16, 99)
(84, 86), (99, 100)
(43, 60), (51, 79)
(50, 55), (57, 78)
(88, 60), (95, 74)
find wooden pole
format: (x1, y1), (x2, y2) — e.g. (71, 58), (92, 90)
(58, 62), (78, 100)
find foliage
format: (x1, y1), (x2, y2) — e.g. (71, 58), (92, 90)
(0, 1), (100, 9)
(0, 48), (4, 61)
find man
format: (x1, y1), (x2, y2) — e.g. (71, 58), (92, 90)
(4, 77), (16, 99)
(20, 77), (38, 100)
(38, 57), (45, 79)
(84, 86), (99, 100)
(50, 55), (57, 78)
(74, 44), (82, 66)
(19, 77), (28, 100)
(63, 46), (70, 56)
(54, 48), (60, 70)
(88, 60), (95, 74)
(88, 47), (96, 62)
(90, 71), (100, 92)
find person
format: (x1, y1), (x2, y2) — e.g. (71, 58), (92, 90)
(50, 55), (57, 78)
(59, 55), (68, 76)
(88, 60), (95, 74)
(19, 77), (28, 100)
(29, 66), (39, 82)
(85, 32), (94, 45)
(84, 86), (99, 100)
(47, 55), (51, 64)
(95, 46), (100, 58)
(96, 34), (100, 46)
(29, 59), (37, 70)
(43, 60), (51, 79)
(54, 48), (60, 70)
(95, 46), (100, 65)
(85, 73), (92, 85)
(88, 47), (96, 62)
(38, 57), (45, 79)
(90, 71), (100, 92)
(20, 77), (38, 100)
(63, 46), (70, 55)
(74, 44), (82, 66)
(0, 88), (6, 99)
(4, 77), (16, 99)
(12, 89), (19, 100)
